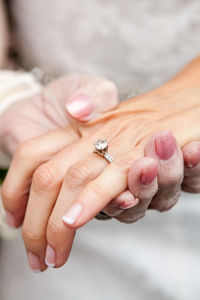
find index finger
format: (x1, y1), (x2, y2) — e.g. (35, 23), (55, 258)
(2, 126), (79, 227)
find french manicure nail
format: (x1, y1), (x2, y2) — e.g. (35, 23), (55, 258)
(27, 252), (41, 273)
(65, 94), (93, 118)
(5, 211), (16, 228)
(45, 244), (56, 268)
(62, 202), (83, 225)
(155, 130), (175, 160)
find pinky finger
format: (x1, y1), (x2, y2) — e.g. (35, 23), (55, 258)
(182, 141), (200, 193)
(116, 157), (158, 223)
(102, 190), (139, 217)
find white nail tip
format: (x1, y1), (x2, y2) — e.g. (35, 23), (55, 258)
(62, 216), (75, 225)
(45, 259), (55, 268)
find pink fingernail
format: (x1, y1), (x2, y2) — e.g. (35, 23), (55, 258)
(5, 211), (16, 228)
(119, 198), (139, 209)
(62, 202), (83, 225)
(155, 130), (175, 160)
(113, 191), (139, 209)
(140, 164), (158, 185)
(45, 244), (56, 268)
(27, 252), (41, 273)
(185, 149), (200, 168)
(65, 94), (93, 119)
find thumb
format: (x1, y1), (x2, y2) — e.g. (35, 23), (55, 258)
(65, 78), (119, 121)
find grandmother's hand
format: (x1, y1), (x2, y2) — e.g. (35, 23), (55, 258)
(2, 57), (200, 272)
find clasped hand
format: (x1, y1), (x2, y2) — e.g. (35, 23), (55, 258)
(1, 60), (200, 272)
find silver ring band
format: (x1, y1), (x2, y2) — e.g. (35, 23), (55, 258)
(103, 152), (114, 163)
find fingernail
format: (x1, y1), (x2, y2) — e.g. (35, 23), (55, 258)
(45, 244), (56, 268)
(140, 162), (158, 185)
(155, 130), (175, 160)
(119, 198), (139, 209)
(113, 191), (139, 209)
(27, 252), (41, 273)
(185, 149), (200, 168)
(5, 211), (16, 228)
(62, 202), (83, 225)
(65, 94), (93, 119)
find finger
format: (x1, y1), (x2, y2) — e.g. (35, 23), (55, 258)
(115, 157), (158, 223)
(47, 142), (138, 267)
(145, 130), (184, 211)
(1, 126), (79, 227)
(102, 190), (139, 217)
(22, 135), (104, 271)
(62, 147), (144, 229)
(22, 124), (129, 270)
(45, 137), (138, 268)
(182, 141), (200, 193)
(44, 152), (109, 268)
(65, 75), (119, 121)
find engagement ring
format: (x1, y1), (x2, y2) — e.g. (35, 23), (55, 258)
(94, 139), (114, 163)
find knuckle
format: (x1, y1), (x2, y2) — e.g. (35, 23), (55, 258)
(182, 177), (200, 193)
(47, 219), (66, 246)
(66, 161), (93, 187)
(88, 181), (108, 199)
(33, 161), (59, 191)
(22, 224), (44, 244)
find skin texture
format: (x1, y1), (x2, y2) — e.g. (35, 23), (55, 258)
(1, 57), (200, 272)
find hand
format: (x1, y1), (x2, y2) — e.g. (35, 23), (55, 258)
(0, 73), (119, 155)
(0, 72), (198, 219)
(2, 57), (200, 272)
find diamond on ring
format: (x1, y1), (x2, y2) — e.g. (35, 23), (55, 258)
(94, 139), (108, 151)
(94, 139), (114, 163)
